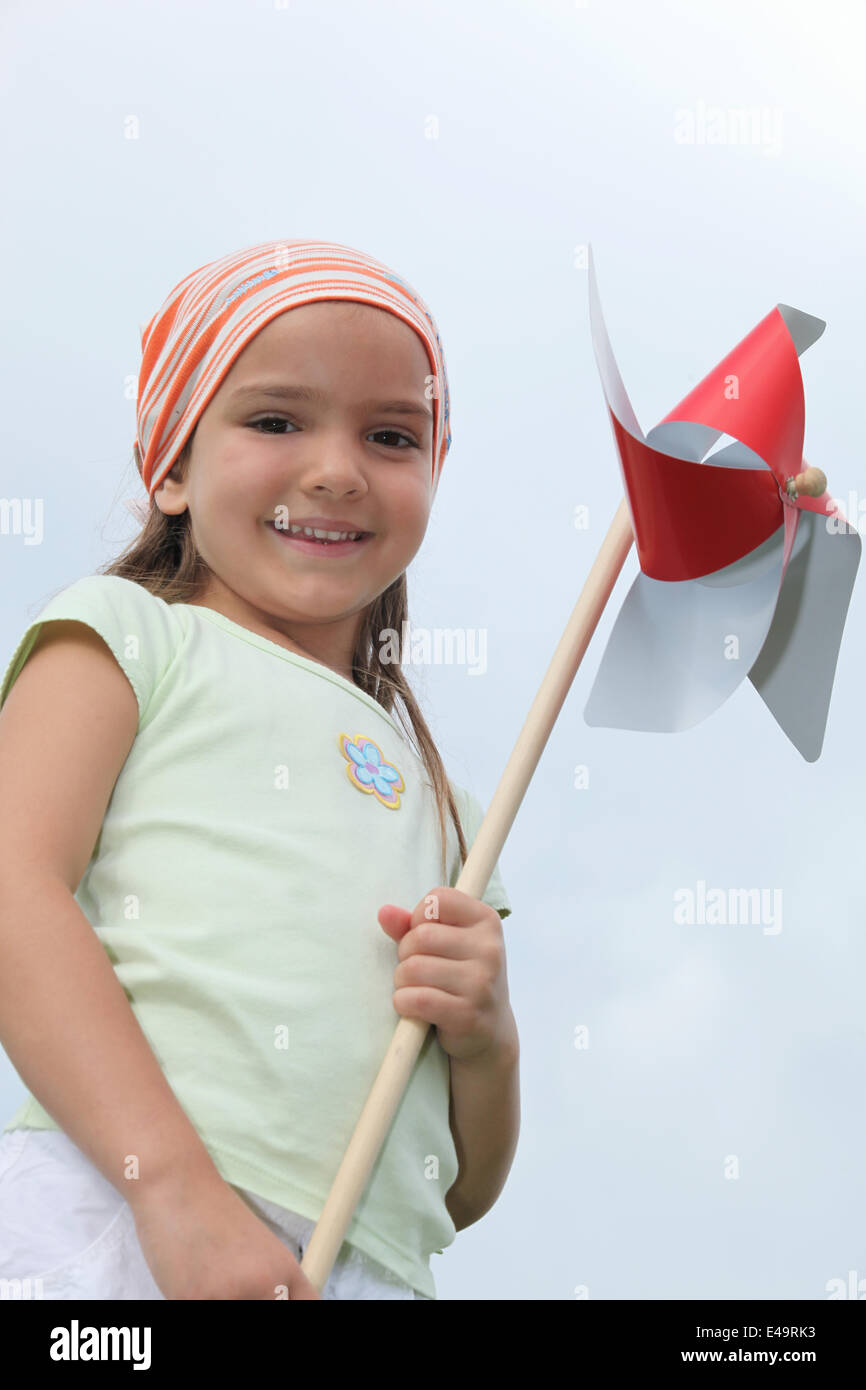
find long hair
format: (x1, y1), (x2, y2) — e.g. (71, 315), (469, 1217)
(98, 433), (469, 883)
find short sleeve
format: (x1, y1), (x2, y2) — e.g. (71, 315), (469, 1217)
(450, 785), (513, 921)
(0, 574), (183, 729)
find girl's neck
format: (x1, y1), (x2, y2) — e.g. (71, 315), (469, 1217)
(186, 585), (361, 686)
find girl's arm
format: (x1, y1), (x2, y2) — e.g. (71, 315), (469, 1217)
(0, 621), (223, 1209)
(445, 1014), (520, 1231)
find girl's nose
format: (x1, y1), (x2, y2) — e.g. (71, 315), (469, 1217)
(296, 438), (370, 493)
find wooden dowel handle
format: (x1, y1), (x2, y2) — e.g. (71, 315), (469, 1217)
(300, 497), (636, 1292)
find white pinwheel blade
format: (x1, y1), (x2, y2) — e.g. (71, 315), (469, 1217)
(584, 519), (797, 734)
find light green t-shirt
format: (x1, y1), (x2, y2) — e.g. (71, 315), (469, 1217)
(0, 575), (511, 1299)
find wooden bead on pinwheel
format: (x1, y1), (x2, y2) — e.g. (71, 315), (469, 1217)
(785, 462), (828, 500)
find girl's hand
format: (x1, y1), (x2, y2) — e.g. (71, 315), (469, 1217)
(378, 887), (515, 1063)
(129, 1170), (323, 1300)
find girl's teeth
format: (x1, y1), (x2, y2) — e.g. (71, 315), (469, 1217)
(272, 522), (365, 543)
(291, 525), (361, 541)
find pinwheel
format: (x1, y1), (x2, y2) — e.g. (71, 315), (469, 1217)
(582, 245), (861, 761)
(295, 248), (861, 1288)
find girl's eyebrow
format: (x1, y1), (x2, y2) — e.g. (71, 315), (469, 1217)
(229, 382), (433, 420)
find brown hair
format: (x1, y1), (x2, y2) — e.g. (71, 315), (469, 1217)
(98, 432), (469, 882)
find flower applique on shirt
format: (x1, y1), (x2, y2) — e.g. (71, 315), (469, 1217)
(338, 733), (405, 809)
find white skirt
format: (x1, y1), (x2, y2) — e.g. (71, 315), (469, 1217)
(0, 1128), (430, 1300)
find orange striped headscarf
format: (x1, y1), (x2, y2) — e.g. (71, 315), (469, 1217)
(135, 239), (452, 499)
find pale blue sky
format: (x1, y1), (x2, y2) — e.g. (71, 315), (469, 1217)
(1, 0), (864, 1300)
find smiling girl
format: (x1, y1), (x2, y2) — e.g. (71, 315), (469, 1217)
(0, 239), (518, 1301)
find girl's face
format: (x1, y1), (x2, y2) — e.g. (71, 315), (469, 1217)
(153, 300), (436, 679)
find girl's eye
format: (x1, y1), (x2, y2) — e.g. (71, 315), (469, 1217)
(249, 416), (418, 449)
(368, 429), (418, 449)
(249, 415), (298, 434)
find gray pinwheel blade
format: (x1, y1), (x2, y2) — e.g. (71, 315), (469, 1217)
(775, 304), (826, 355)
(748, 510), (861, 761)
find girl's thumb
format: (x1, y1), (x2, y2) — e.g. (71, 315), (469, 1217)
(377, 903), (411, 939)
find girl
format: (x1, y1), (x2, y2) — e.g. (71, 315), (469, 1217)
(0, 239), (518, 1301)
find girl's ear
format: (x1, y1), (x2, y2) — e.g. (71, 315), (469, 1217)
(153, 475), (189, 516)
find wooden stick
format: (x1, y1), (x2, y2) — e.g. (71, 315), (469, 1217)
(300, 497), (636, 1293)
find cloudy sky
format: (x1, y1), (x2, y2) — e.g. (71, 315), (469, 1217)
(1, 0), (864, 1300)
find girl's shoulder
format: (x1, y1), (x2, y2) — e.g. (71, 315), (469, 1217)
(48, 572), (184, 627)
(40, 572), (179, 619)
(2, 573), (186, 728)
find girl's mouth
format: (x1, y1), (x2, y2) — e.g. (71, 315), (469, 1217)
(266, 522), (374, 557)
